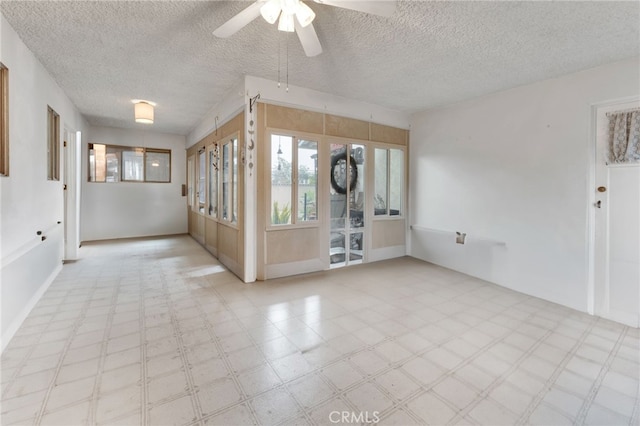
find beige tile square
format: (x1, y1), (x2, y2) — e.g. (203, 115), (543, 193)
(592, 385), (636, 417)
(375, 341), (412, 364)
(378, 408), (422, 425)
(148, 394), (196, 426)
(0, 390), (47, 425)
(374, 368), (420, 401)
(99, 363), (140, 393)
(103, 346), (140, 372)
(237, 364), (282, 396)
(218, 332), (253, 353)
(401, 357), (445, 386)
(62, 343), (102, 365)
(468, 399), (518, 425)
(407, 391), (457, 425)
(96, 384), (141, 423)
(321, 360), (364, 390)
(433, 376), (479, 410)
(271, 352), (312, 382)
(184, 341), (219, 365)
(189, 358), (230, 388)
(20, 353), (61, 376)
(349, 350), (389, 376)
(528, 404), (573, 426)
(106, 332), (140, 354)
(346, 382), (393, 414)
(40, 400), (90, 426)
(584, 404), (631, 426)
(6, 368), (56, 399)
(227, 346), (265, 373)
(56, 357), (101, 384)
(488, 382), (533, 414)
(288, 373), (335, 408)
(250, 387), (300, 425)
(308, 397), (352, 425)
(197, 378), (242, 416)
(147, 352), (183, 378)
(203, 403), (254, 425)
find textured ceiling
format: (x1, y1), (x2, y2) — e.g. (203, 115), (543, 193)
(2, 1), (639, 135)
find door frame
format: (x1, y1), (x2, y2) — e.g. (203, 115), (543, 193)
(587, 96), (639, 321)
(63, 127), (80, 260)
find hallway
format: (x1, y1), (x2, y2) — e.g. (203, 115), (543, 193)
(1, 236), (638, 425)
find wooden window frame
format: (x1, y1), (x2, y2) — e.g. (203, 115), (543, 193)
(87, 143), (171, 183)
(47, 106), (60, 181)
(0, 63), (8, 176)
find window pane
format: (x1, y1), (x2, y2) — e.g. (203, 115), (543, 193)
(123, 148), (143, 181)
(106, 146), (120, 182)
(208, 146), (218, 217)
(271, 135), (292, 225)
(0, 63), (8, 176)
(198, 149), (205, 213)
(297, 139), (317, 222)
(187, 156), (194, 207)
(374, 148), (387, 215)
(222, 142), (230, 221)
(47, 106), (60, 181)
(350, 144), (365, 228)
(232, 138), (238, 224)
(145, 150), (170, 182)
(389, 149), (403, 216)
(89, 143), (106, 182)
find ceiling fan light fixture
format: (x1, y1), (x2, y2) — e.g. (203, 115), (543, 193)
(295, 1), (315, 27)
(260, 0), (282, 24)
(278, 12), (295, 32)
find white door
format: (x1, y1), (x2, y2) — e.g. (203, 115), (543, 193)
(593, 99), (640, 327)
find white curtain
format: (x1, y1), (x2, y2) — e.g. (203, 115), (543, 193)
(608, 109), (640, 163)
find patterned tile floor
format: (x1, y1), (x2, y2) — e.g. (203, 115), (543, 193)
(1, 235), (638, 426)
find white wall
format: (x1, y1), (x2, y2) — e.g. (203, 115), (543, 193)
(409, 57), (640, 313)
(81, 126), (187, 241)
(1, 15), (88, 350)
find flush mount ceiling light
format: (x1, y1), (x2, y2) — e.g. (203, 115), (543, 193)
(213, 0), (395, 57)
(132, 100), (156, 124)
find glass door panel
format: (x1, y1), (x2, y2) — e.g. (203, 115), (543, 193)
(329, 143), (365, 267)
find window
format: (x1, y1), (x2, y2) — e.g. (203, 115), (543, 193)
(145, 149), (171, 182)
(221, 137), (238, 223)
(47, 106), (60, 181)
(88, 143), (171, 183)
(270, 134), (318, 225)
(374, 147), (403, 216)
(197, 148), (205, 213)
(0, 63), (8, 176)
(208, 144), (218, 217)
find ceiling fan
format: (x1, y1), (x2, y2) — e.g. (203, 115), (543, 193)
(213, 0), (396, 57)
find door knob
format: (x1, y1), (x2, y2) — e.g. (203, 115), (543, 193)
(597, 186), (607, 192)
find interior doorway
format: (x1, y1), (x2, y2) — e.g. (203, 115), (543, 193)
(63, 128), (80, 260)
(592, 98), (640, 327)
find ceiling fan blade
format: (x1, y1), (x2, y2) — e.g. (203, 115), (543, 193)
(314, 0), (395, 17)
(213, 1), (265, 38)
(294, 20), (323, 57)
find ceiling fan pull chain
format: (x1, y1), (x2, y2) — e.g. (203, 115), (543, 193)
(278, 31), (282, 88)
